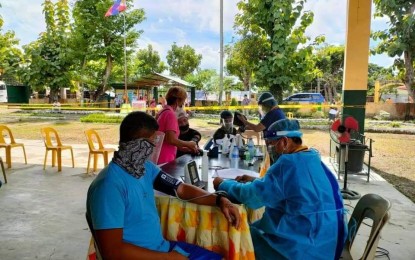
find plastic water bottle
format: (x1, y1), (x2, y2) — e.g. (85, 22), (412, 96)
(244, 149), (251, 161)
(235, 134), (243, 148)
(222, 135), (229, 154)
(229, 137), (236, 158)
(201, 151), (209, 182)
(247, 138), (255, 158)
(231, 145), (239, 168)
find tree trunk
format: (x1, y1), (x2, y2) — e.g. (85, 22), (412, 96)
(49, 88), (59, 103)
(243, 76), (250, 91)
(95, 54), (113, 100)
(324, 83), (331, 103)
(403, 50), (415, 102)
(270, 84), (283, 103)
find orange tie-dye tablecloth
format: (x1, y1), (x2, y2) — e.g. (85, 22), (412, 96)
(156, 196), (256, 260)
(87, 196), (260, 260)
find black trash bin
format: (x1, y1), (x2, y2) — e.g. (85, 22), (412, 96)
(347, 140), (368, 172)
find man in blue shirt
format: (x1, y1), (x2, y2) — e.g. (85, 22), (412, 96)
(87, 111), (241, 259)
(237, 92), (285, 135)
(213, 119), (347, 260)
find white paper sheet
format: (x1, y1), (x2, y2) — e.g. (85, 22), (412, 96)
(214, 168), (259, 179)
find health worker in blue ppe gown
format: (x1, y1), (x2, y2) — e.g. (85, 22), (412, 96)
(213, 119), (347, 260)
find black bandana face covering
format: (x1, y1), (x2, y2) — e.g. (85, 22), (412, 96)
(113, 138), (155, 179)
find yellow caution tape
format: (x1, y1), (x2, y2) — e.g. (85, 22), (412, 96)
(0, 103), (367, 111)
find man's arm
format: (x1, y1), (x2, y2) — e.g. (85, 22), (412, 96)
(165, 130), (198, 152)
(191, 129), (202, 143)
(237, 115), (265, 132)
(95, 229), (185, 260)
(213, 177), (266, 210)
(176, 183), (241, 229)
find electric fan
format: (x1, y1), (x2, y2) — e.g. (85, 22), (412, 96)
(330, 116), (361, 200)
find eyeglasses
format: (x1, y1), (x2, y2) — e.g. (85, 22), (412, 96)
(265, 137), (283, 147)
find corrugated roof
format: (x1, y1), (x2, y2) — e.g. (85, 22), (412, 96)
(133, 72), (193, 88)
(111, 72), (193, 89)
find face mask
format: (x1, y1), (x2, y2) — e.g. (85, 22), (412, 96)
(175, 106), (185, 117)
(267, 138), (286, 164)
(113, 138), (155, 179)
(179, 124), (190, 132)
(259, 105), (270, 117)
(258, 107), (264, 117)
(267, 145), (281, 164)
(223, 122), (233, 132)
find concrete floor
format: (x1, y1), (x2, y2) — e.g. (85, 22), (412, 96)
(0, 139), (414, 259)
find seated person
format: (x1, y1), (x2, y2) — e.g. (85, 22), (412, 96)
(213, 119), (347, 260)
(176, 112), (202, 158)
(86, 111), (241, 259)
(213, 110), (239, 141)
(328, 102), (338, 122)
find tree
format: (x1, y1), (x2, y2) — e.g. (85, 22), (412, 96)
(131, 44), (167, 79)
(372, 0), (415, 100)
(313, 45), (344, 102)
(225, 35), (265, 91)
(0, 13), (24, 82)
(72, 0), (145, 98)
(235, 0), (324, 101)
(22, 0), (73, 101)
(367, 63), (395, 90)
(166, 43), (202, 78)
(184, 69), (217, 90)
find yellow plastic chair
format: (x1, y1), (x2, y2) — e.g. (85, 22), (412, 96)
(1, 156), (6, 183)
(287, 112), (294, 119)
(341, 193), (391, 260)
(84, 129), (115, 174)
(0, 125), (27, 168)
(41, 127), (74, 172)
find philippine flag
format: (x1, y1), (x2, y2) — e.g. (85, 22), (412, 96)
(105, 0), (127, 17)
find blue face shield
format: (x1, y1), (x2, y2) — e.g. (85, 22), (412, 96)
(267, 138), (285, 164)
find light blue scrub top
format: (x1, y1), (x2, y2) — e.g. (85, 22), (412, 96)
(86, 161), (170, 252)
(218, 149), (347, 260)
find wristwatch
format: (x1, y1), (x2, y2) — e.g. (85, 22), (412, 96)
(215, 192), (228, 207)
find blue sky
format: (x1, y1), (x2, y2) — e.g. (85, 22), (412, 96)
(1, 0), (394, 71)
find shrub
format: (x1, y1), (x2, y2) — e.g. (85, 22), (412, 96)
(389, 121), (401, 128)
(280, 102), (300, 114)
(80, 113), (124, 123)
(230, 98), (238, 106)
(312, 111), (325, 119)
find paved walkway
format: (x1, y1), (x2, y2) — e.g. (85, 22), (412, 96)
(0, 139), (414, 259)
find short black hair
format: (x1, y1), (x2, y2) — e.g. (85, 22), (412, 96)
(220, 110), (233, 119)
(291, 137), (303, 145)
(119, 111), (158, 143)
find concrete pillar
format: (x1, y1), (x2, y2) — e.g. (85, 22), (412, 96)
(342, 0), (372, 134)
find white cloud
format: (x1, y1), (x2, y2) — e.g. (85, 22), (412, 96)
(2, 0), (392, 69)
(304, 0), (347, 44)
(1, 0), (45, 45)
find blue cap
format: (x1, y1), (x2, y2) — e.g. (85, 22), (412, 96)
(258, 92), (277, 107)
(264, 119), (303, 140)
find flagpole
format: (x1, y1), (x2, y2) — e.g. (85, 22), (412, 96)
(123, 13), (128, 104)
